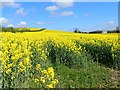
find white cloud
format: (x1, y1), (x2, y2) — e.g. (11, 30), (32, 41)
(103, 21), (116, 29)
(18, 21), (27, 27)
(60, 11), (74, 16)
(54, 0), (74, 8)
(84, 13), (90, 16)
(90, 21), (116, 31)
(0, 0), (20, 8)
(49, 0), (73, 10)
(37, 21), (45, 25)
(103, 21), (115, 27)
(0, 17), (9, 25)
(46, 0), (74, 14)
(45, 5), (58, 11)
(7, 24), (13, 27)
(16, 8), (26, 16)
(49, 11), (75, 17)
(45, 1), (75, 17)
(37, 21), (54, 25)
(105, 21), (115, 25)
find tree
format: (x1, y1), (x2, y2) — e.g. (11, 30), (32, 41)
(74, 28), (80, 33)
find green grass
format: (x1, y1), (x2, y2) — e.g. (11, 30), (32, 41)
(45, 40), (119, 88)
(54, 63), (113, 88)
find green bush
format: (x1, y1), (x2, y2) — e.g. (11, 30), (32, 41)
(75, 40), (120, 69)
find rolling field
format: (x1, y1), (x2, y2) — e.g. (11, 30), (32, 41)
(0, 30), (120, 88)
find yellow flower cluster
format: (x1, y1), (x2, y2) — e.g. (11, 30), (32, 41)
(35, 65), (58, 88)
(0, 32), (59, 88)
(0, 31), (119, 88)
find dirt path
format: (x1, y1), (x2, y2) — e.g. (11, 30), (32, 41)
(110, 69), (120, 88)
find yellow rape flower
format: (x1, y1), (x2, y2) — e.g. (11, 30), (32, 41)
(19, 62), (26, 71)
(42, 70), (48, 75)
(47, 67), (54, 79)
(34, 78), (39, 83)
(24, 57), (30, 65)
(36, 64), (41, 70)
(40, 77), (45, 83)
(7, 63), (13, 68)
(11, 76), (15, 80)
(47, 84), (53, 88)
(6, 69), (11, 74)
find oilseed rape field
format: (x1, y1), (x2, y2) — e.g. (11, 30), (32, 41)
(0, 30), (120, 88)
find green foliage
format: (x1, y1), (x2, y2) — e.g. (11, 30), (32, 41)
(54, 64), (112, 88)
(75, 40), (120, 70)
(1, 27), (46, 33)
(45, 40), (92, 69)
(39, 40), (118, 88)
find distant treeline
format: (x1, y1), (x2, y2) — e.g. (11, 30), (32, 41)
(107, 30), (120, 33)
(73, 28), (88, 33)
(89, 30), (120, 33)
(1, 27), (46, 33)
(73, 28), (120, 33)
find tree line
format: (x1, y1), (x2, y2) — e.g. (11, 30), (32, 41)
(1, 27), (46, 33)
(73, 27), (120, 33)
